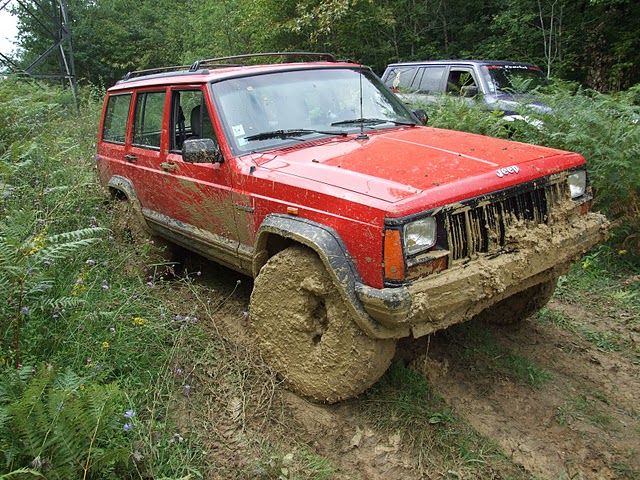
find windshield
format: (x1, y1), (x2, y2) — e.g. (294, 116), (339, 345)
(481, 65), (549, 95)
(212, 67), (417, 155)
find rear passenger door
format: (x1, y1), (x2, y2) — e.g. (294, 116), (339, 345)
(124, 89), (168, 213)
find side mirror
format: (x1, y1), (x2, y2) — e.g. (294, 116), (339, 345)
(412, 109), (428, 125)
(182, 138), (223, 164)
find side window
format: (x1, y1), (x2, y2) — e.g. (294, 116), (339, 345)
(385, 67), (418, 92)
(170, 89), (218, 152)
(102, 93), (131, 144)
(415, 67), (446, 93)
(132, 91), (166, 149)
(446, 69), (477, 96)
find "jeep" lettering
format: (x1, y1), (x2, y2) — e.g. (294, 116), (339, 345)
(496, 165), (520, 178)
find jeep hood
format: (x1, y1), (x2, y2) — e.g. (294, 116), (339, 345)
(255, 127), (584, 208)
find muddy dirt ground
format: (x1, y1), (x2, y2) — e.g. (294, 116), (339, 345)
(173, 258), (639, 480)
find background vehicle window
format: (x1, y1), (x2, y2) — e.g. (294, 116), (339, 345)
(482, 65), (549, 94)
(133, 91), (165, 149)
(170, 90), (218, 151)
(446, 69), (477, 96)
(385, 67), (418, 91)
(415, 67), (446, 92)
(102, 93), (131, 143)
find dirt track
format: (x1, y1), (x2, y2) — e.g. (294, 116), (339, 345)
(176, 259), (639, 479)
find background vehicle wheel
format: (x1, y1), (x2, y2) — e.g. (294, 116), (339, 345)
(475, 277), (559, 325)
(250, 245), (396, 403)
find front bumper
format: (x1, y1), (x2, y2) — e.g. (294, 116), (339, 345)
(356, 210), (608, 338)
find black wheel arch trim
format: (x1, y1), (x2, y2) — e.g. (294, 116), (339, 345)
(253, 214), (411, 339)
(106, 175), (151, 233)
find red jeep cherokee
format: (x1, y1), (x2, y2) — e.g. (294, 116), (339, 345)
(97, 53), (607, 402)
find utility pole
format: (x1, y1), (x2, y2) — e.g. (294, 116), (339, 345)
(0, 0), (79, 108)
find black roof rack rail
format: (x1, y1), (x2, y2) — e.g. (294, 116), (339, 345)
(120, 52), (342, 82)
(189, 52), (337, 72)
(122, 64), (193, 81)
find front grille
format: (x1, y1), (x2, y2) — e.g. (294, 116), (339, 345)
(445, 180), (568, 260)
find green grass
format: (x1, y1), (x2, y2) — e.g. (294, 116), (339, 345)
(443, 322), (554, 389)
(536, 245), (640, 358)
(358, 361), (533, 479)
(556, 394), (615, 429)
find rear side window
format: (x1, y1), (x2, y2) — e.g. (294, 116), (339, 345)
(102, 94), (131, 144)
(414, 67), (446, 92)
(133, 91), (166, 149)
(384, 67), (418, 91)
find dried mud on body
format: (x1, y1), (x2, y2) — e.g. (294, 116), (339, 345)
(170, 257), (639, 479)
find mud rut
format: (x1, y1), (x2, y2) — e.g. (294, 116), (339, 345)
(175, 259), (639, 479)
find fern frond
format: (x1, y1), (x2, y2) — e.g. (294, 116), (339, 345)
(39, 296), (85, 311)
(0, 467), (44, 479)
(44, 227), (107, 244)
(35, 238), (101, 262)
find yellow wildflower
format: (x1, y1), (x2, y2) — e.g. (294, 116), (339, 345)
(582, 261), (591, 270)
(26, 226), (48, 255)
(102, 341), (110, 349)
(618, 249), (627, 255)
(132, 317), (145, 326)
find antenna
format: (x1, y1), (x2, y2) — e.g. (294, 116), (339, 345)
(355, 65), (369, 141)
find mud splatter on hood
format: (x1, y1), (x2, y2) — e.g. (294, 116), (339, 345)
(252, 127), (585, 205)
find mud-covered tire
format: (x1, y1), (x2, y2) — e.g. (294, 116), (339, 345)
(475, 277), (559, 325)
(250, 245), (396, 403)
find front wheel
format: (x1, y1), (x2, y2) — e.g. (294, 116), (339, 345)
(474, 277), (559, 325)
(250, 245), (396, 403)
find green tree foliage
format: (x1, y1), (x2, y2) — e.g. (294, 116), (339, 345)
(8, 0), (640, 89)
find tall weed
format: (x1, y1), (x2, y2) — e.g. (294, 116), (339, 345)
(0, 79), (205, 478)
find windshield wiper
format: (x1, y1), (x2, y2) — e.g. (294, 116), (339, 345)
(330, 118), (417, 127)
(245, 128), (348, 141)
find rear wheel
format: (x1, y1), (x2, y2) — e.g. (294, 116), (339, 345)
(475, 277), (558, 325)
(110, 197), (175, 266)
(250, 245), (396, 403)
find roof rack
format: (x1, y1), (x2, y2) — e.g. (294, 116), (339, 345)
(121, 52), (340, 82)
(189, 52), (337, 72)
(122, 64), (193, 81)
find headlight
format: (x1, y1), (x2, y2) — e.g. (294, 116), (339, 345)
(404, 217), (437, 255)
(568, 170), (587, 198)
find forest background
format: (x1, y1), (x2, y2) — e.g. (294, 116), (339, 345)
(6, 0), (640, 91)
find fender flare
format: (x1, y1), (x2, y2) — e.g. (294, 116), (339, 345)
(106, 175), (152, 233)
(253, 214), (409, 339)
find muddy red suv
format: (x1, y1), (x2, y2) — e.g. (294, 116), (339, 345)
(97, 53), (607, 402)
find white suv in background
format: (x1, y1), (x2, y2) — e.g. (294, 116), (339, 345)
(382, 60), (551, 122)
